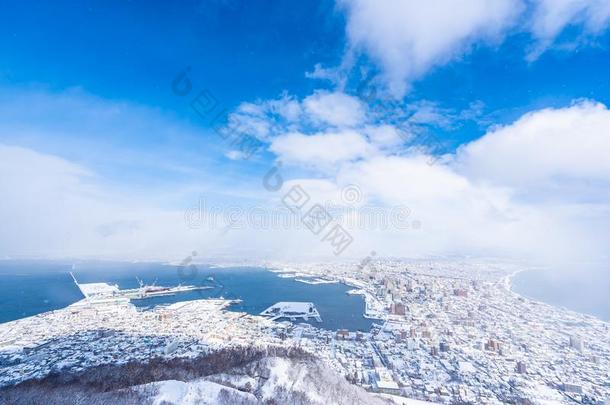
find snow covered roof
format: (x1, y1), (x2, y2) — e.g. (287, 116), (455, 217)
(260, 302), (316, 315)
(458, 361), (476, 373)
(78, 282), (120, 297)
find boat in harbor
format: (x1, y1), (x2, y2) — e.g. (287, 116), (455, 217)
(69, 272), (211, 302)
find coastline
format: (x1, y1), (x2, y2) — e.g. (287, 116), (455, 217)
(0, 265), (374, 331)
(505, 268), (609, 323)
(500, 268), (528, 292)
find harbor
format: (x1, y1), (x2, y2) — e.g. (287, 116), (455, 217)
(0, 263), (373, 331)
(69, 272), (210, 303)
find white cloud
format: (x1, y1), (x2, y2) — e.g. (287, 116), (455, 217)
(337, 0), (610, 95)
(227, 103), (274, 141)
(3, 87), (610, 266)
(339, 0), (522, 96)
(263, 97), (610, 264)
(228, 91), (369, 142)
(270, 130), (373, 167)
(0, 88), (276, 260)
(528, 0), (610, 60)
(225, 150), (247, 160)
(303, 91), (366, 127)
(273, 98), (303, 122)
(363, 125), (407, 148)
(226, 91), (472, 158)
(305, 63), (346, 87)
(0, 142), (343, 261)
(456, 100), (610, 190)
(335, 155), (544, 257)
(224, 86), (610, 263)
(0, 144), (201, 260)
(406, 101), (455, 128)
(342, 155), (473, 203)
(0, 87), (228, 188)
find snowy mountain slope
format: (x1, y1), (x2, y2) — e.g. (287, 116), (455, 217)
(139, 356), (388, 405)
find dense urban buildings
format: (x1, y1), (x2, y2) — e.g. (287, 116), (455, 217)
(1, 258), (608, 404)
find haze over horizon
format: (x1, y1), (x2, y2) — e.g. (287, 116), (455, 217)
(2, 0), (610, 275)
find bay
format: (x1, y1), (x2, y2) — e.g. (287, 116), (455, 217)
(0, 260), (374, 331)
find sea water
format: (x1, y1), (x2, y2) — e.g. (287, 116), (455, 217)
(0, 260), (374, 331)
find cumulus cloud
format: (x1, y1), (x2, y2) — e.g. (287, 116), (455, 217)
(270, 130), (373, 167)
(226, 91), (474, 164)
(225, 91), (369, 146)
(223, 89), (610, 263)
(336, 0), (610, 96)
(303, 91), (366, 127)
(336, 155), (542, 257)
(3, 87), (610, 265)
(339, 0), (522, 96)
(261, 95), (610, 264)
(456, 100), (610, 191)
(528, 0), (610, 60)
(305, 63), (347, 87)
(363, 125), (406, 148)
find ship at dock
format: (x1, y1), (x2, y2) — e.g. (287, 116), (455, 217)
(69, 272), (211, 303)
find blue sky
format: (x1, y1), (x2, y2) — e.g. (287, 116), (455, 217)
(0, 0), (346, 196)
(1, 0), (610, 263)
(0, 1), (343, 110)
(3, 0), (610, 144)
